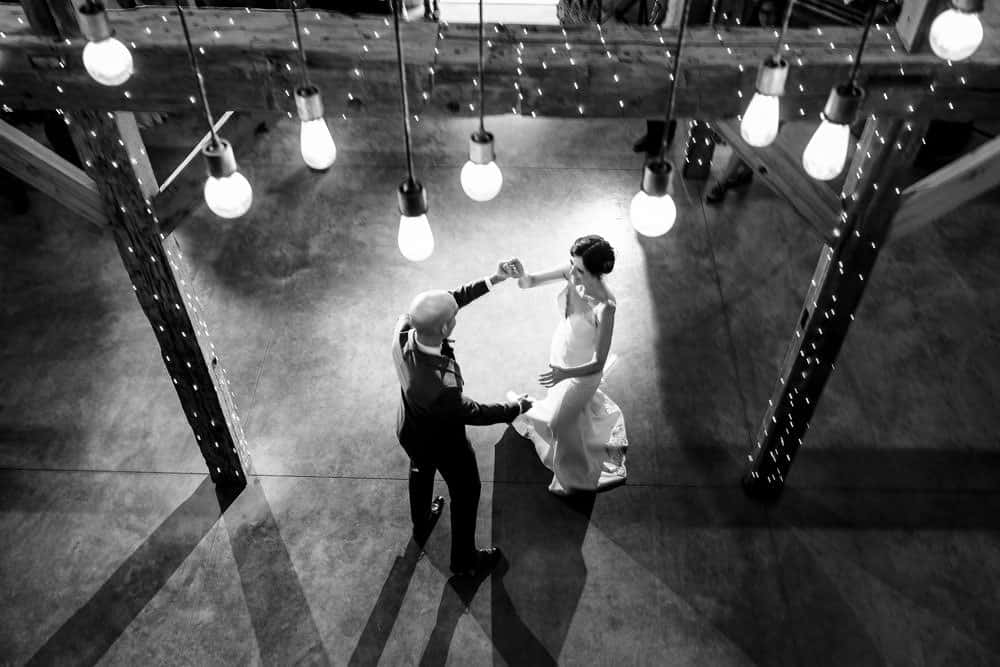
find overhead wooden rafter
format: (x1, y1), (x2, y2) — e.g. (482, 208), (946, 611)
(0, 6), (998, 119)
(0, 116), (105, 227)
(892, 133), (1000, 239)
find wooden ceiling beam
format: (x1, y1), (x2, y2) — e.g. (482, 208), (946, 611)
(712, 119), (840, 239)
(891, 133), (1000, 239)
(0, 117), (105, 228)
(1, 7), (999, 119)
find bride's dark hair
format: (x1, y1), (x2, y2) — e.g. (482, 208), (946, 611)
(571, 235), (615, 277)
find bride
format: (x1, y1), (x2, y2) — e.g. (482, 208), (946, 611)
(509, 235), (628, 495)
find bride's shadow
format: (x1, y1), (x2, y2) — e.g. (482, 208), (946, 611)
(490, 426), (595, 664)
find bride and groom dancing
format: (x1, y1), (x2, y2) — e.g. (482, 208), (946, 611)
(391, 235), (628, 577)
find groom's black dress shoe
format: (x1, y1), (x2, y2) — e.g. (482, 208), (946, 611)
(413, 495), (445, 545)
(450, 547), (502, 577)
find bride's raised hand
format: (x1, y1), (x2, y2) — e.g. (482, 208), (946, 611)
(538, 364), (568, 388)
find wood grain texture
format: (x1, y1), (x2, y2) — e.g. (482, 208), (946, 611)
(0, 116), (105, 227)
(713, 117), (840, 237)
(744, 115), (930, 498)
(892, 133), (1000, 239)
(63, 108), (252, 488)
(1, 6), (998, 118)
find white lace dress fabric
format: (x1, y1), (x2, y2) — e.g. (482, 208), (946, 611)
(513, 283), (628, 494)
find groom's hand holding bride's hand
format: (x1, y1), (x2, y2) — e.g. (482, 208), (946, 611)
(538, 365), (568, 388)
(494, 258), (524, 282)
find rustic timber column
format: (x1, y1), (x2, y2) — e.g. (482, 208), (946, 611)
(64, 109), (251, 488)
(743, 115), (927, 500)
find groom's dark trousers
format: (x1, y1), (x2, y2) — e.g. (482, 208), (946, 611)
(392, 279), (520, 567)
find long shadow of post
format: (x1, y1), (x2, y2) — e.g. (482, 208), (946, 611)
(220, 478), (331, 666)
(27, 476), (225, 666)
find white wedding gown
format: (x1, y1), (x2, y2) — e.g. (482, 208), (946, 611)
(512, 283), (628, 495)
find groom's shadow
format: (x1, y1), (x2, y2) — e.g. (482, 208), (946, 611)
(421, 427), (591, 666)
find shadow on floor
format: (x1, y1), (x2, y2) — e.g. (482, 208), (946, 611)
(221, 478), (331, 666)
(26, 476), (225, 666)
(487, 426), (595, 664)
(347, 537), (427, 666)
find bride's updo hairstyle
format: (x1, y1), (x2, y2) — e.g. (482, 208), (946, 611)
(571, 235), (615, 277)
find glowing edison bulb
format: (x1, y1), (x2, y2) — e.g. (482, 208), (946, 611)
(300, 118), (337, 170)
(82, 37), (133, 86)
(740, 93), (781, 147)
(204, 172), (253, 219)
(398, 214), (434, 261)
(929, 8), (983, 61)
(460, 160), (503, 201)
(802, 119), (851, 181)
(629, 190), (676, 237)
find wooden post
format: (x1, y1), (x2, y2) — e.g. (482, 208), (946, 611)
(63, 109), (251, 488)
(896, 0), (944, 52)
(743, 115), (927, 500)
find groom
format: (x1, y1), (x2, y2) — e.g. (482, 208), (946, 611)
(392, 259), (532, 576)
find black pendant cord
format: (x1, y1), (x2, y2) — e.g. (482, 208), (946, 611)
(774, 0), (796, 60)
(478, 0), (485, 134)
(658, 0), (691, 161)
(290, 0), (312, 89)
(848, 0), (879, 87)
(708, 0), (720, 27)
(392, 0), (416, 184)
(176, 1), (219, 148)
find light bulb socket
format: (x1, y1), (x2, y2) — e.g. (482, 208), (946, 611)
(397, 178), (428, 217)
(468, 130), (495, 165)
(822, 83), (864, 126)
(77, 2), (112, 42)
(950, 0), (983, 14)
(295, 85), (324, 122)
(755, 56), (788, 97)
(203, 139), (238, 179)
(640, 158), (674, 197)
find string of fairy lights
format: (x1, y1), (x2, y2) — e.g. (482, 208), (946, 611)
(0, 1), (988, 489)
(0, 0), (987, 254)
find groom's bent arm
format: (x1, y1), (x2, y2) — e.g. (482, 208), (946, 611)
(431, 387), (521, 425)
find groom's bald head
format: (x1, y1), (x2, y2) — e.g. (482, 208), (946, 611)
(408, 290), (459, 338)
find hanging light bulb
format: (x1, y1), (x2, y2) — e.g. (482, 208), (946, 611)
(461, 131), (503, 201)
(630, 160), (677, 237)
(203, 139), (253, 219)
(177, 1), (253, 218)
(460, 0), (503, 202)
(77, 1), (133, 86)
(391, 0), (433, 261)
(741, 56), (788, 147)
(802, 84), (863, 181)
(741, 2), (795, 147)
(397, 179), (433, 261)
(295, 86), (336, 170)
(929, 0), (984, 61)
(630, 0), (689, 236)
(289, 2), (335, 170)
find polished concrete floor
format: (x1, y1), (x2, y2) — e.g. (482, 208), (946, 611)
(1, 111), (999, 666)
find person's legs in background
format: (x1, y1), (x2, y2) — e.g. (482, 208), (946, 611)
(705, 151), (754, 204)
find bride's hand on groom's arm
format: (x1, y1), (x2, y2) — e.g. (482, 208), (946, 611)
(538, 365), (568, 388)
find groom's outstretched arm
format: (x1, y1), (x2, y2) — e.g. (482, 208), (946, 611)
(431, 387), (521, 426)
(450, 259), (522, 309)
